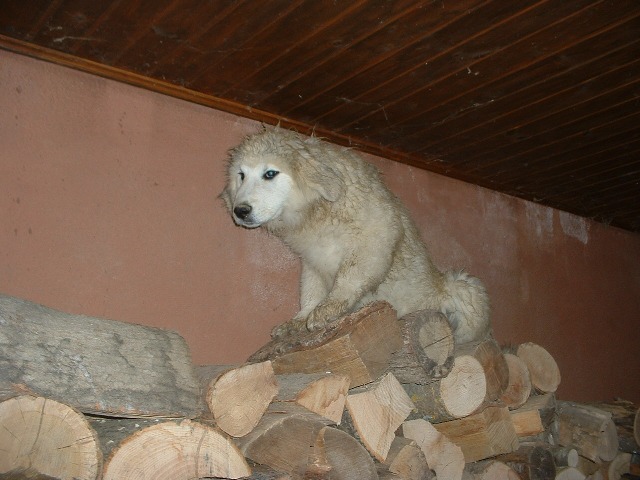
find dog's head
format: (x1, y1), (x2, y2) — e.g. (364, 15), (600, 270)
(220, 128), (345, 229)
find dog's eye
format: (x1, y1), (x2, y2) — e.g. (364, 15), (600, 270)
(263, 170), (279, 180)
(238, 172), (245, 181)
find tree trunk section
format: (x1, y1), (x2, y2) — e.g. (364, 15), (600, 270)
(0, 395), (101, 480)
(274, 373), (350, 424)
(402, 418), (465, 480)
(388, 310), (454, 383)
(516, 343), (561, 394)
(500, 352), (532, 409)
(434, 406), (519, 462)
(404, 354), (487, 423)
(553, 402), (619, 462)
(382, 436), (435, 480)
(345, 372), (414, 461)
(456, 337), (509, 401)
(0, 293), (201, 418)
(495, 444), (557, 480)
(101, 419), (250, 479)
(464, 460), (521, 480)
(198, 361), (279, 437)
(249, 302), (402, 388)
(236, 412), (377, 480)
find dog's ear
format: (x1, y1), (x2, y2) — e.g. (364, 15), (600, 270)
(301, 157), (346, 202)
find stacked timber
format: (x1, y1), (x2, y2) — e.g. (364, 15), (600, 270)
(1, 293), (639, 480)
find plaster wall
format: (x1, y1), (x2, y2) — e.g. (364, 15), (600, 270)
(2, 50), (639, 402)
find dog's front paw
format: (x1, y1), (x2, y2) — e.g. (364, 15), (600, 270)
(271, 318), (306, 339)
(306, 301), (347, 331)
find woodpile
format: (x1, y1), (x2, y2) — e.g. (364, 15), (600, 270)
(1, 293), (639, 480)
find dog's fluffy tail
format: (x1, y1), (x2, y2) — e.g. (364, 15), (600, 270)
(441, 270), (491, 344)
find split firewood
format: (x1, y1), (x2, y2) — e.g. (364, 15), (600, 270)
(388, 309), (454, 383)
(344, 372), (414, 461)
(464, 460), (521, 480)
(516, 343), (561, 394)
(588, 399), (640, 453)
(236, 411), (377, 480)
(274, 372), (350, 424)
(555, 467), (586, 480)
(551, 447), (579, 468)
(101, 419), (250, 479)
(0, 395), (101, 480)
(0, 293), (201, 418)
(402, 418), (466, 480)
(605, 452), (632, 480)
(249, 302), (403, 388)
(500, 352), (533, 409)
(403, 354), (486, 423)
(456, 337), (509, 401)
(495, 444), (557, 480)
(382, 436), (435, 480)
(510, 393), (556, 439)
(433, 405), (520, 463)
(553, 401), (619, 463)
(198, 361), (279, 437)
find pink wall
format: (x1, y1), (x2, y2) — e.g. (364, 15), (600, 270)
(2, 50), (639, 403)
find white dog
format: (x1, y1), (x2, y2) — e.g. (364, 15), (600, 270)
(221, 127), (490, 343)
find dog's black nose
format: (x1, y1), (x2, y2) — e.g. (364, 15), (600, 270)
(234, 204), (252, 220)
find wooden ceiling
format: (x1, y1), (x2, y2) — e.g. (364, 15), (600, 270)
(2, 1), (639, 232)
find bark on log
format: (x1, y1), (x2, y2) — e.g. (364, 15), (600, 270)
(236, 411), (377, 480)
(388, 310), (454, 384)
(345, 372), (415, 461)
(249, 302), (402, 388)
(198, 362), (279, 437)
(588, 399), (640, 453)
(433, 406), (520, 463)
(382, 436), (435, 480)
(402, 418), (465, 480)
(495, 444), (557, 480)
(0, 395), (101, 480)
(274, 373), (350, 424)
(553, 402), (619, 463)
(404, 354), (487, 423)
(464, 460), (521, 480)
(456, 337), (509, 401)
(101, 419), (250, 479)
(501, 352), (533, 409)
(516, 343), (561, 394)
(0, 293), (201, 418)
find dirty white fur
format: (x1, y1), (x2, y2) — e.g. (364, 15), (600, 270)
(220, 127), (490, 343)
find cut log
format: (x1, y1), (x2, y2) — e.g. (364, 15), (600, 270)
(0, 293), (201, 418)
(404, 354), (486, 423)
(0, 395), (101, 480)
(249, 302), (402, 388)
(402, 418), (465, 480)
(510, 393), (556, 439)
(382, 436), (435, 480)
(236, 412), (377, 480)
(433, 405), (520, 462)
(388, 309), (454, 383)
(605, 452), (631, 480)
(501, 352), (533, 409)
(274, 372), (350, 424)
(101, 419), (250, 479)
(516, 343), (561, 394)
(345, 372), (415, 461)
(464, 460), (521, 480)
(555, 467), (586, 480)
(456, 337), (509, 401)
(589, 399), (640, 453)
(495, 444), (557, 480)
(552, 447), (579, 468)
(553, 402), (619, 462)
(198, 361), (279, 437)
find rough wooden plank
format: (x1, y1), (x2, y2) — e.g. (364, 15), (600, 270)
(0, 293), (201, 418)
